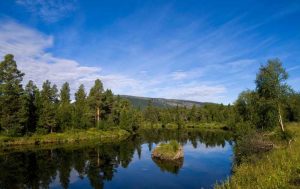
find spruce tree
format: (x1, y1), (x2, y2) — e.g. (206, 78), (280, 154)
(0, 54), (25, 136)
(20, 80), (39, 133)
(58, 82), (72, 131)
(102, 89), (114, 120)
(74, 84), (89, 129)
(88, 79), (104, 126)
(38, 80), (58, 133)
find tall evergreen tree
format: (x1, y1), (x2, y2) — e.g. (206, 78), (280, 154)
(20, 80), (39, 133)
(102, 89), (114, 120)
(88, 79), (104, 126)
(74, 84), (89, 129)
(0, 54), (25, 135)
(58, 82), (72, 131)
(38, 80), (58, 133)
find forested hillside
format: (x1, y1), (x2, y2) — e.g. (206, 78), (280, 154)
(120, 95), (208, 109)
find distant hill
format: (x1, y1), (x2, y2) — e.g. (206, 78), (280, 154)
(120, 95), (209, 109)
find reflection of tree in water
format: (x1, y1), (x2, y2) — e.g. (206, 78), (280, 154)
(137, 129), (233, 148)
(152, 157), (184, 174)
(0, 129), (233, 188)
(0, 143), (136, 189)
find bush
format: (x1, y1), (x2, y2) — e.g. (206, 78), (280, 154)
(169, 140), (179, 151)
(234, 121), (255, 137)
(277, 130), (294, 141)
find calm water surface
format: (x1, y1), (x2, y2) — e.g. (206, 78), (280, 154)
(0, 130), (234, 189)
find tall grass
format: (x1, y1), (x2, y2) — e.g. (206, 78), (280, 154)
(0, 128), (130, 147)
(215, 123), (300, 189)
(152, 140), (182, 160)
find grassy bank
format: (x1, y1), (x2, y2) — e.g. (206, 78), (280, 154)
(152, 140), (183, 160)
(0, 128), (130, 147)
(215, 123), (300, 189)
(139, 122), (227, 130)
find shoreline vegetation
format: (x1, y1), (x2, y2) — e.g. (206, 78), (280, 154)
(0, 128), (130, 147)
(216, 123), (300, 189)
(0, 122), (227, 148)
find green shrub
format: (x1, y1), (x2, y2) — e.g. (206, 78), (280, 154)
(169, 140), (179, 151)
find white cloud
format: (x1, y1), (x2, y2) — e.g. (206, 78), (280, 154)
(0, 20), (139, 97)
(16, 0), (77, 22)
(170, 71), (187, 80)
(0, 21), (53, 56)
(0, 19), (229, 102)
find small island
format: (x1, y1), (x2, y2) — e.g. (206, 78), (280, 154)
(152, 140), (183, 161)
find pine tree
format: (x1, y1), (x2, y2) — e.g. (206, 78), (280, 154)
(58, 82), (72, 131)
(38, 80), (58, 133)
(88, 79), (104, 126)
(102, 89), (114, 120)
(0, 54), (25, 136)
(74, 84), (89, 129)
(20, 80), (39, 133)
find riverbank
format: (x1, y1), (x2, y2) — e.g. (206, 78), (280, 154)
(0, 125), (231, 150)
(215, 123), (300, 189)
(0, 128), (130, 147)
(139, 122), (228, 130)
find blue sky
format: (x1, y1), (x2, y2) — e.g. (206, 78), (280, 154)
(0, 0), (299, 104)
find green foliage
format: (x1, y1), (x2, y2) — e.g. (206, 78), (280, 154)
(20, 80), (39, 133)
(232, 59), (295, 132)
(73, 84), (90, 129)
(101, 89), (114, 119)
(0, 128), (130, 146)
(215, 124), (300, 189)
(119, 108), (141, 132)
(88, 79), (104, 125)
(152, 140), (182, 160)
(169, 140), (179, 151)
(274, 129), (295, 141)
(37, 80), (59, 133)
(286, 93), (300, 122)
(0, 54), (25, 136)
(57, 82), (72, 131)
(255, 59), (290, 130)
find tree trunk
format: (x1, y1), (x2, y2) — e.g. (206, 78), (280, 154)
(278, 106), (285, 132)
(96, 107), (100, 123)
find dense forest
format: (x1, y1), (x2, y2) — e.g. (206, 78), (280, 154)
(1, 54), (300, 138)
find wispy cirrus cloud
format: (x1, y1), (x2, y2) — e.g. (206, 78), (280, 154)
(16, 0), (77, 22)
(1, 2), (299, 103)
(170, 71), (188, 80)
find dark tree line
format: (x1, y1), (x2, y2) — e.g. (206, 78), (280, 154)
(0, 54), (139, 136)
(143, 101), (233, 128)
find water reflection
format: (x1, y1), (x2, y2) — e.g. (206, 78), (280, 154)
(152, 157), (184, 174)
(0, 129), (233, 189)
